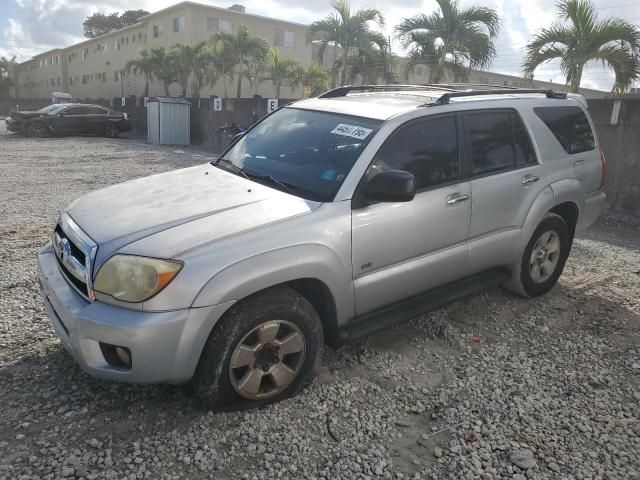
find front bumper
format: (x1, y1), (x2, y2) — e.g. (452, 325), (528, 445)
(37, 242), (233, 384)
(5, 118), (23, 132)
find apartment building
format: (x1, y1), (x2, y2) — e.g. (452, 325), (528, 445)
(12, 2), (312, 100)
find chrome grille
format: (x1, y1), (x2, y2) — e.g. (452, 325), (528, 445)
(52, 213), (97, 301)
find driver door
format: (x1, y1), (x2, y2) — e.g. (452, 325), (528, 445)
(351, 114), (472, 316)
(48, 106), (84, 134)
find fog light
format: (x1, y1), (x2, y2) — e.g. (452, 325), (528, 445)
(115, 347), (130, 366)
(99, 343), (132, 370)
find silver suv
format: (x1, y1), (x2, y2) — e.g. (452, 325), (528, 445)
(38, 85), (606, 408)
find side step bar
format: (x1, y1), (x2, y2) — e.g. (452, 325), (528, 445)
(337, 268), (511, 343)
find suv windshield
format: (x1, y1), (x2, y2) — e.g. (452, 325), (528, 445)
(215, 107), (382, 201)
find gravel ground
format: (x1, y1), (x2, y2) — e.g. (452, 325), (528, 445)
(1, 123), (639, 480)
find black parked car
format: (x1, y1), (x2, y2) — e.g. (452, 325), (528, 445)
(5, 103), (132, 138)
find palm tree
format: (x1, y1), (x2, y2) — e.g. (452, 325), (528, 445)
(125, 50), (155, 97)
(261, 49), (303, 97)
(211, 26), (270, 98)
(523, 0), (640, 93)
(303, 64), (330, 97)
(308, 0), (385, 86)
(396, 0), (500, 83)
(345, 33), (398, 85)
(149, 47), (176, 96)
(166, 42), (213, 98)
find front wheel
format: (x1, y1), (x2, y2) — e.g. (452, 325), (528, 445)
(505, 213), (570, 297)
(26, 122), (48, 138)
(192, 286), (323, 410)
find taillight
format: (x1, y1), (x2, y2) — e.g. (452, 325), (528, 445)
(599, 148), (606, 189)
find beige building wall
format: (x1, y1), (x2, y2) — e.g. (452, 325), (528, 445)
(12, 1), (606, 101)
(13, 2), (312, 101)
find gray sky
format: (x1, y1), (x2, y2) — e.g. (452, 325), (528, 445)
(2, 0), (640, 91)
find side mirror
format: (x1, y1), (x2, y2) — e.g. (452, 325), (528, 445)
(363, 170), (416, 203)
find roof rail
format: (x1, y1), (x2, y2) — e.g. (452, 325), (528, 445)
(425, 89), (568, 106)
(318, 84), (456, 98)
(421, 83), (521, 91)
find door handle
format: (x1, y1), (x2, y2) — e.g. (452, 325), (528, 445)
(522, 175), (540, 185)
(445, 193), (469, 205)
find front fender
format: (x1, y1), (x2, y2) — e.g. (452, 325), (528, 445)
(191, 243), (354, 325)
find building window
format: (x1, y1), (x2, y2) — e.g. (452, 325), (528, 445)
(82, 48), (89, 60)
(173, 16), (185, 33)
(415, 66), (424, 76)
(57, 77), (61, 86)
(207, 17), (232, 32)
(138, 32), (143, 42)
(274, 29), (295, 48)
(114, 71), (120, 82)
(153, 24), (163, 38)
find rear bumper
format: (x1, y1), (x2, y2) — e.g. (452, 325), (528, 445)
(577, 190), (606, 231)
(37, 242), (233, 384)
(118, 120), (132, 132)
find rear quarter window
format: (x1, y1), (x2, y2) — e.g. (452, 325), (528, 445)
(534, 106), (595, 154)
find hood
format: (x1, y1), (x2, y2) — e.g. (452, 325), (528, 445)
(66, 163), (320, 267)
(11, 111), (48, 119)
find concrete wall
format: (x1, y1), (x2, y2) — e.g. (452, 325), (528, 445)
(588, 98), (640, 217)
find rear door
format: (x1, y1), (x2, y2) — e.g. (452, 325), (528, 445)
(352, 114), (472, 315)
(462, 109), (545, 273)
(533, 105), (600, 193)
(79, 106), (110, 134)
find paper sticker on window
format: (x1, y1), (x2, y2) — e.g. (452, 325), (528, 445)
(331, 124), (373, 140)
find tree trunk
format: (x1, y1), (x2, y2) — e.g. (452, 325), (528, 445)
(236, 64), (243, 98)
(144, 75), (149, 98)
(163, 82), (170, 96)
(276, 84), (281, 98)
(570, 64), (584, 93)
(340, 48), (348, 86)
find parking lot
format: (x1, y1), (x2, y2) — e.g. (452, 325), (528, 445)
(0, 123), (639, 480)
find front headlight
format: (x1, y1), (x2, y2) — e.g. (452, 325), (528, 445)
(94, 255), (183, 303)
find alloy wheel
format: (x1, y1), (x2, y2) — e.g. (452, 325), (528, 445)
(28, 123), (47, 138)
(529, 230), (561, 283)
(228, 320), (306, 400)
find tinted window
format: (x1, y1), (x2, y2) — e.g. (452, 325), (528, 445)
(368, 116), (459, 190)
(512, 112), (537, 166)
(83, 106), (108, 115)
(466, 111), (515, 174)
(534, 106), (595, 154)
(63, 107), (84, 115)
(219, 108), (381, 202)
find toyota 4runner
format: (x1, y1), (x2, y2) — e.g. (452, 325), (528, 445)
(38, 85), (606, 408)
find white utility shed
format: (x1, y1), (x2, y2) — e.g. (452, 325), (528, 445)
(147, 96), (191, 145)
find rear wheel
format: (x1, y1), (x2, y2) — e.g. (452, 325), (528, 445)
(103, 123), (119, 138)
(192, 286), (323, 410)
(26, 122), (48, 138)
(505, 213), (570, 297)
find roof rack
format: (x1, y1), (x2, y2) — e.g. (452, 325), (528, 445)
(421, 83), (522, 91)
(425, 89), (568, 106)
(318, 84), (456, 98)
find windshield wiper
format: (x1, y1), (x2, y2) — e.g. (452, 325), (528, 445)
(212, 158), (249, 179)
(243, 170), (298, 196)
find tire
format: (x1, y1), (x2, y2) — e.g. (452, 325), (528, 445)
(26, 122), (48, 138)
(192, 286), (323, 410)
(103, 123), (119, 138)
(504, 213), (570, 298)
